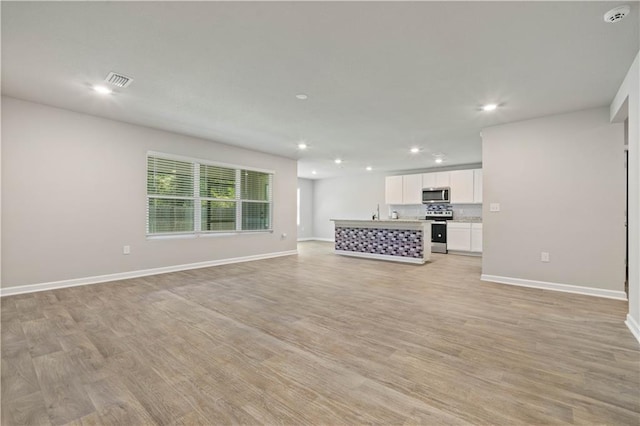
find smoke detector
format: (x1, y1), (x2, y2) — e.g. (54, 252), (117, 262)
(105, 71), (133, 88)
(604, 5), (631, 23)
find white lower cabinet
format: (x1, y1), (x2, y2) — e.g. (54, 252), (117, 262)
(471, 223), (483, 252)
(447, 222), (472, 252)
(447, 222), (482, 253)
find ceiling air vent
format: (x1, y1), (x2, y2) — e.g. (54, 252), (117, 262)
(604, 5), (630, 23)
(105, 71), (133, 88)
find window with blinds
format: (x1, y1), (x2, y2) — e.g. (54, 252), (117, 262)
(147, 154), (273, 235)
(147, 157), (195, 234)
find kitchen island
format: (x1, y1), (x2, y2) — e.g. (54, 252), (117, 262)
(331, 219), (431, 264)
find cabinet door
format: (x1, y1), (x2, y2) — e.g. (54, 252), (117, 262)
(385, 176), (403, 205)
(471, 223), (483, 252)
(447, 223), (471, 251)
(422, 173), (437, 189)
(402, 174), (423, 204)
(473, 169), (483, 203)
(435, 172), (450, 187)
(449, 170), (474, 204)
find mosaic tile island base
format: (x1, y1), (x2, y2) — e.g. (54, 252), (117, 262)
(331, 219), (431, 264)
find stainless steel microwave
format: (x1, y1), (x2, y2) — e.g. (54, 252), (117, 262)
(422, 187), (450, 204)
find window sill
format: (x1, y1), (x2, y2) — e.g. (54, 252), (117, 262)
(147, 230), (274, 240)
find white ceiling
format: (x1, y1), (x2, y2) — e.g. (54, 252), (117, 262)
(2, 1), (638, 179)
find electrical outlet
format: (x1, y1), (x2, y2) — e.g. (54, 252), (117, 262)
(123, 245), (131, 255)
(541, 252), (550, 262)
(490, 203), (500, 212)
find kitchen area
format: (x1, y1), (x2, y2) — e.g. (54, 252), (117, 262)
(386, 167), (484, 255)
(329, 167), (483, 263)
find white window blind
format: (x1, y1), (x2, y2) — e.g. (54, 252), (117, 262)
(240, 170), (272, 231)
(147, 154), (273, 235)
(200, 164), (237, 231)
(147, 157), (195, 234)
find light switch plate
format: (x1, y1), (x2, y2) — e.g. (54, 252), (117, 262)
(490, 203), (500, 212)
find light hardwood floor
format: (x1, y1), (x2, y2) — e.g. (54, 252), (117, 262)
(1, 241), (639, 425)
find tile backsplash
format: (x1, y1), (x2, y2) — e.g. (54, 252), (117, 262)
(388, 203), (482, 220)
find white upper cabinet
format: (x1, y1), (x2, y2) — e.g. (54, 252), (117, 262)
(449, 170), (474, 204)
(402, 174), (423, 204)
(388, 168), (482, 205)
(422, 172), (437, 189)
(385, 176), (403, 205)
(473, 169), (483, 203)
(422, 171), (450, 188)
(435, 172), (450, 187)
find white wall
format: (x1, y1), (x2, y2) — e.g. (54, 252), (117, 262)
(611, 51), (639, 341)
(297, 178), (314, 240)
(313, 172), (387, 240)
(481, 107), (626, 296)
(1, 97), (298, 288)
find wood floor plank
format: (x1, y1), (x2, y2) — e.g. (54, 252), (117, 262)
(1, 241), (638, 425)
(171, 378), (260, 425)
(1, 391), (51, 426)
(1, 345), (41, 403)
(31, 352), (97, 425)
(84, 376), (155, 426)
(21, 319), (64, 358)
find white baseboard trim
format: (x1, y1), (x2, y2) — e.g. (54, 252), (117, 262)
(0, 250), (298, 297)
(314, 238), (335, 242)
(447, 250), (482, 257)
(296, 237), (316, 241)
(336, 250), (425, 265)
(480, 274), (628, 301)
(626, 314), (640, 344)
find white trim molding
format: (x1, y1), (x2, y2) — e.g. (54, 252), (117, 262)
(296, 237), (316, 242)
(0, 250), (298, 297)
(481, 274), (628, 301)
(626, 314), (640, 344)
(313, 238), (335, 242)
(336, 250), (425, 265)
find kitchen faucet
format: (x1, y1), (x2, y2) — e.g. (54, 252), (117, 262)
(372, 204), (380, 220)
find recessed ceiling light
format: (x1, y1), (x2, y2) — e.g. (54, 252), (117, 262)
(298, 142), (308, 150)
(366, 166), (372, 171)
(334, 158), (342, 164)
(295, 94), (308, 100)
(312, 170), (317, 175)
(435, 158), (443, 164)
(482, 103), (498, 112)
(410, 147), (420, 154)
(92, 85), (112, 95)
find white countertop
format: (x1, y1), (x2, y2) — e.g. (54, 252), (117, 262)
(331, 218), (482, 224)
(331, 219), (429, 223)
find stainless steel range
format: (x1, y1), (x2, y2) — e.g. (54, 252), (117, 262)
(425, 209), (453, 253)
